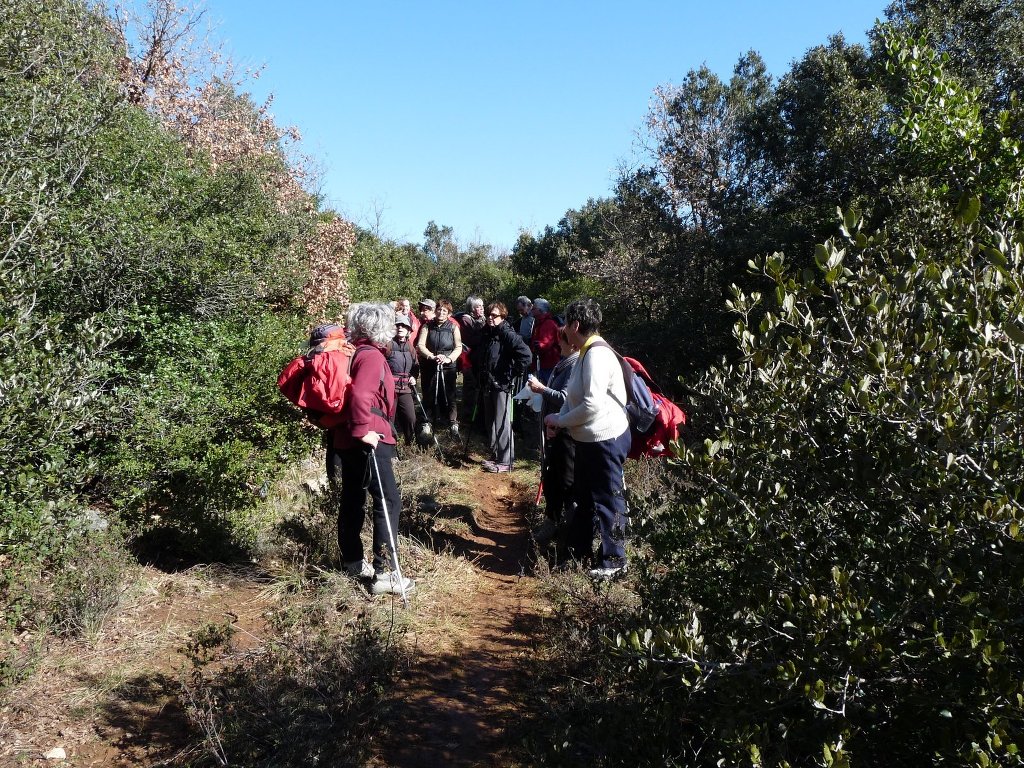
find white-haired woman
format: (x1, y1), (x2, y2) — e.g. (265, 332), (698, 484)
(330, 302), (414, 596)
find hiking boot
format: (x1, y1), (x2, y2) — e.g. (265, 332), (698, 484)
(449, 423), (460, 437)
(483, 462), (511, 473)
(370, 571), (416, 596)
(588, 564), (628, 581)
(480, 459), (496, 470)
(343, 560), (374, 579)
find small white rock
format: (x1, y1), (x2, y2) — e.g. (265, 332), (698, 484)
(44, 747), (66, 760)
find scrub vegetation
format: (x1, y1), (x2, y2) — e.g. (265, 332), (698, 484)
(3, 0), (1023, 766)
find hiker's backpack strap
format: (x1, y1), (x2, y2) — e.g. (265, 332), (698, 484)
(586, 339), (635, 405)
(586, 340), (659, 434)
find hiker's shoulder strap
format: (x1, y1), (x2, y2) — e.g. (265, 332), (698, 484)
(585, 339), (635, 406)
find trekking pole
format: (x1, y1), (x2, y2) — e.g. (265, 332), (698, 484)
(508, 388), (515, 471)
(536, 406), (546, 504)
(411, 382), (430, 423)
(434, 359), (442, 425)
(370, 446), (409, 608)
(462, 380), (477, 460)
(411, 384), (445, 461)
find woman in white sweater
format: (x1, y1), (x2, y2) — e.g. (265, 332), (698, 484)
(543, 298), (631, 579)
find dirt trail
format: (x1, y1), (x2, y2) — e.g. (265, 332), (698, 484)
(1, 457), (548, 767)
(370, 470), (545, 768)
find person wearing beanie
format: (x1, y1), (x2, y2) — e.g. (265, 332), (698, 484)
(387, 313), (419, 445)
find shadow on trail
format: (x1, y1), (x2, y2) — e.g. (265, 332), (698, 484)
(375, 611), (547, 768)
(80, 670), (191, 765)
(415, 501), (533, 578)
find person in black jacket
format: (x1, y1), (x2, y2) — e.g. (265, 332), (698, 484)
(386, 314), (419, 445)
(476, 301), (533, 473)
(456, 296), (487, 428)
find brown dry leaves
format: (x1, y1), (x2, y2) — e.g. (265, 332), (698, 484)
(114, 0), (354, 319)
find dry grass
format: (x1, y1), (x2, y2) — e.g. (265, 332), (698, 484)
(393, 539), (480, 655)
(2, 438), (549, 766)
(0, 563), (277, 765)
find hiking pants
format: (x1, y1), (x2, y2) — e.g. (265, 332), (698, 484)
(423, 364), (458, 426)
(394, 391), (416, 445)
(543, 431), (576, 523)
(566, 428), (630, 569)
(330, 443), (402, 573)
(485, 387), (513, 466)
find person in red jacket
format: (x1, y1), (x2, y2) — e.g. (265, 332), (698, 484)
(330, 302), (414, 596)
(531, 298), (560, 384)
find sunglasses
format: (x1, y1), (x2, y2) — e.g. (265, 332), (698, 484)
(488, 313), (503, 318)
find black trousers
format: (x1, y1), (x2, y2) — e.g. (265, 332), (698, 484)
(422, 364), (458, 425)
(564, 429), (630, 569)
(543, 431), (576, 523)
(328, 442), (402, 573)
(394, 391), (416, 445)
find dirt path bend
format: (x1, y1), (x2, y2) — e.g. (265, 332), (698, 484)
(370, 469), (545, 768)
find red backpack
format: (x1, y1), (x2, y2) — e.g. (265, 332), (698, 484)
(587, 341), (687, 459)
(619, 355), (687, 459)
(277, 335), (361, 429)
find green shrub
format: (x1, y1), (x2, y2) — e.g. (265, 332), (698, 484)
(534, 32), (1024, 767)
(101, 314), (316, 559)
(50, 528), (134, 639)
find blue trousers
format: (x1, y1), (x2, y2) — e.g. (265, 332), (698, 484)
(566, 428), (630, 568)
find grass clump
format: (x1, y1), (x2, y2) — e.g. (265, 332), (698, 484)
(178, 577), (405, 767)
(50, 528), (136, 640)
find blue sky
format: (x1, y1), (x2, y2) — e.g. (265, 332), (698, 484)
(202, 1), (890, 250)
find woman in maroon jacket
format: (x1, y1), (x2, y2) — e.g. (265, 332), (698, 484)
(331, 302), (414, 596)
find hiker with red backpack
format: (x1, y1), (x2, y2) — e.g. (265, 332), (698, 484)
(530, 298), (560, 385)
(544, 298), (631, 580)
(329, 303), (414, 597)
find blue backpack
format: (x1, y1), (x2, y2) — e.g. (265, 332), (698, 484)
(586, 340), (659, 434)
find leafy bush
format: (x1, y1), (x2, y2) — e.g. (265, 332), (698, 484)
(0, 0), (344, 650)
(50, 528), (134, 639)
(554, 33), (1024, 767)
(102, 313), (316, 559)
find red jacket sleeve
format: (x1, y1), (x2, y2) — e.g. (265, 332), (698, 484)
(533, 318), (560, 369)
(334, 344), (396, 448)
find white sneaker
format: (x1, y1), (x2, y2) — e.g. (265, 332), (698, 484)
(343, 560), (374, 579)
(588, 564), (628, 581)
(370, 571), (416, 596)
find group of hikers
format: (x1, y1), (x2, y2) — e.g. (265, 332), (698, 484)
(282, 294), (642, 597)
(387, 295), (559, 469)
